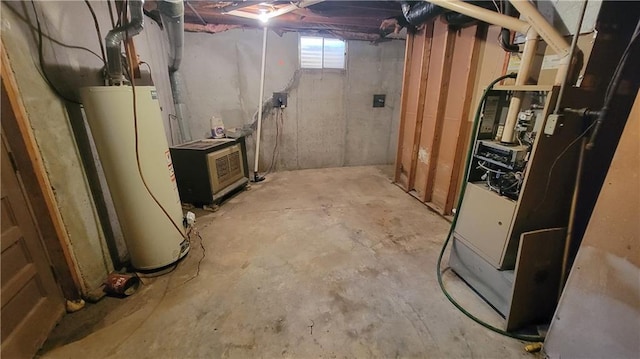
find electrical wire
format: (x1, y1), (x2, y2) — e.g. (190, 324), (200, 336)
(498, 30), (521, 53)
(266, 108), (283, 174)
(125, 17), (185, 240)
(139, 61), (154, 85)
(477, 161), (505, 174)
(491, 0), (500, 13)
(117, 0), (124, 27)
(107, 0), (117, 28)
(437, 72), (546, 342)
(83, 0), (107, 64)
(604, 20), (640, 103)
(588, 17), (640, 148)
(30, 0), (82, 105)
(179, 229), (206, 286)
(139, 61), (152, 75)
(486, 175), (500, 193)
(533, 121), (597, 213)
(3, 2), (105, 64)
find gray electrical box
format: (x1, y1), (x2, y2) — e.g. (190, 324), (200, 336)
(373, 94), (386, 107)
(272, 92), (287, 108)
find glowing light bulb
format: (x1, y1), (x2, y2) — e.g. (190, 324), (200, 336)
(258, 9), (269, 23)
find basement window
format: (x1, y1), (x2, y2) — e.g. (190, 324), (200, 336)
(300, 36), (346, 70)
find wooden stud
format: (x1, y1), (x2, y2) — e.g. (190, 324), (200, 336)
(414, 20), (456, 203)
(394, 32), (415, 186)
(125, 38), (141, 79)
(406, 22), (435, 191)
(444, 25), (485, 214)
(425, 25), (483, 214)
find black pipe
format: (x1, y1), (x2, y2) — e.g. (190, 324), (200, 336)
(443, 1), (498, 28)
(443, 12), (477, 28)
(400, 1), (446, 27)
(499, 2), (520, 52)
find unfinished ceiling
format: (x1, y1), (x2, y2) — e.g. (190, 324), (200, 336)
(145, 0), (407, 40)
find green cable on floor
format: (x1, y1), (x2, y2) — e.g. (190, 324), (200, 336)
(435, 72), (545, 343)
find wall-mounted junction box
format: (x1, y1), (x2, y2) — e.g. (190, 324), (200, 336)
(373, 94), (386, 108)
(272, 92), (288, 108)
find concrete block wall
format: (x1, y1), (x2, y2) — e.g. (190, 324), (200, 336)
(181, 29), (405, 171)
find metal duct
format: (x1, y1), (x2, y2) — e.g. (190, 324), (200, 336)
(443, 12), (477, 27)
(158, 0), (184, 72)
(158, 0), (191, 142)
(499, 2), (520, 53)
(399, 1), (498, 30)
(105, 0), (144, 83)
(400, 1), (446, 27)
(443, 1), (500, 28)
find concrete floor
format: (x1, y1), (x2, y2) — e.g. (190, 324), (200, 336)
(40, 166), (532, 358)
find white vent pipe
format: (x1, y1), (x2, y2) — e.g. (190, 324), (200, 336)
(253, 26), (268, 180)
(426, 0), (572, 143)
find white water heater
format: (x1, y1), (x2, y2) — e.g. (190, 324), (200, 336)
(81, 86), (189, 270)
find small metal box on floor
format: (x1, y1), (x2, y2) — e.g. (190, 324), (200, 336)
(170, 137), (249, 206)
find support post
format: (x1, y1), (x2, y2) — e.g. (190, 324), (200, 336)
(253, 26), (268, 181)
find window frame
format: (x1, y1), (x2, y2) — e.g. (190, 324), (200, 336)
(298, 35), (347, 71)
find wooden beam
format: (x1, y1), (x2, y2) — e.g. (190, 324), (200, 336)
(415, 20), (456, 203)
(425, 24), (483, 215)
(125, 38), (141, 79)
(1, 42), (83, 298)
(407, 22), (435, 192)
(445, 25), (485, 214)
(394, 32), (415, 186)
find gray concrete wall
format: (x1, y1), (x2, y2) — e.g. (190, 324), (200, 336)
(1, 1), (174, 293)
(181, 29), (405, 171)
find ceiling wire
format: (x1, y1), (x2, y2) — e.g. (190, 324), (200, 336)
(83, 0), (107, 64)
(29, 0), (82, 104)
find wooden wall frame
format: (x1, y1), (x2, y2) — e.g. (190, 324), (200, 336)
(1, 42), (81, 299)
(394, 20), (490, 216)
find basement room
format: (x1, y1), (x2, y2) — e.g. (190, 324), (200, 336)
(1, 0), (638, 358)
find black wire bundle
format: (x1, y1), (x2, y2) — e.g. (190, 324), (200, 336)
(266, 108), (284, 175)
(29, 1), (82, 104)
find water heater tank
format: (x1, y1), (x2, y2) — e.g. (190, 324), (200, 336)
(80, 86), (189, 270)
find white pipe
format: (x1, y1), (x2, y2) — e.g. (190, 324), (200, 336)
(509, 0), (572, 87)
(427, 0), (529, 33)
(428, 0), (572, 142)
(501, 28), (538, 143)
(253, 26), (268, 179)
(509, 0), (570, 58)
(428, 1), (572, 87)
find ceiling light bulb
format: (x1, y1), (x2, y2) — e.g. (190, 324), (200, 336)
(258, 10), (269, 23)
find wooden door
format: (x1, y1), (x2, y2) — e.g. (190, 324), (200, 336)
(1, 137), (64, 358)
